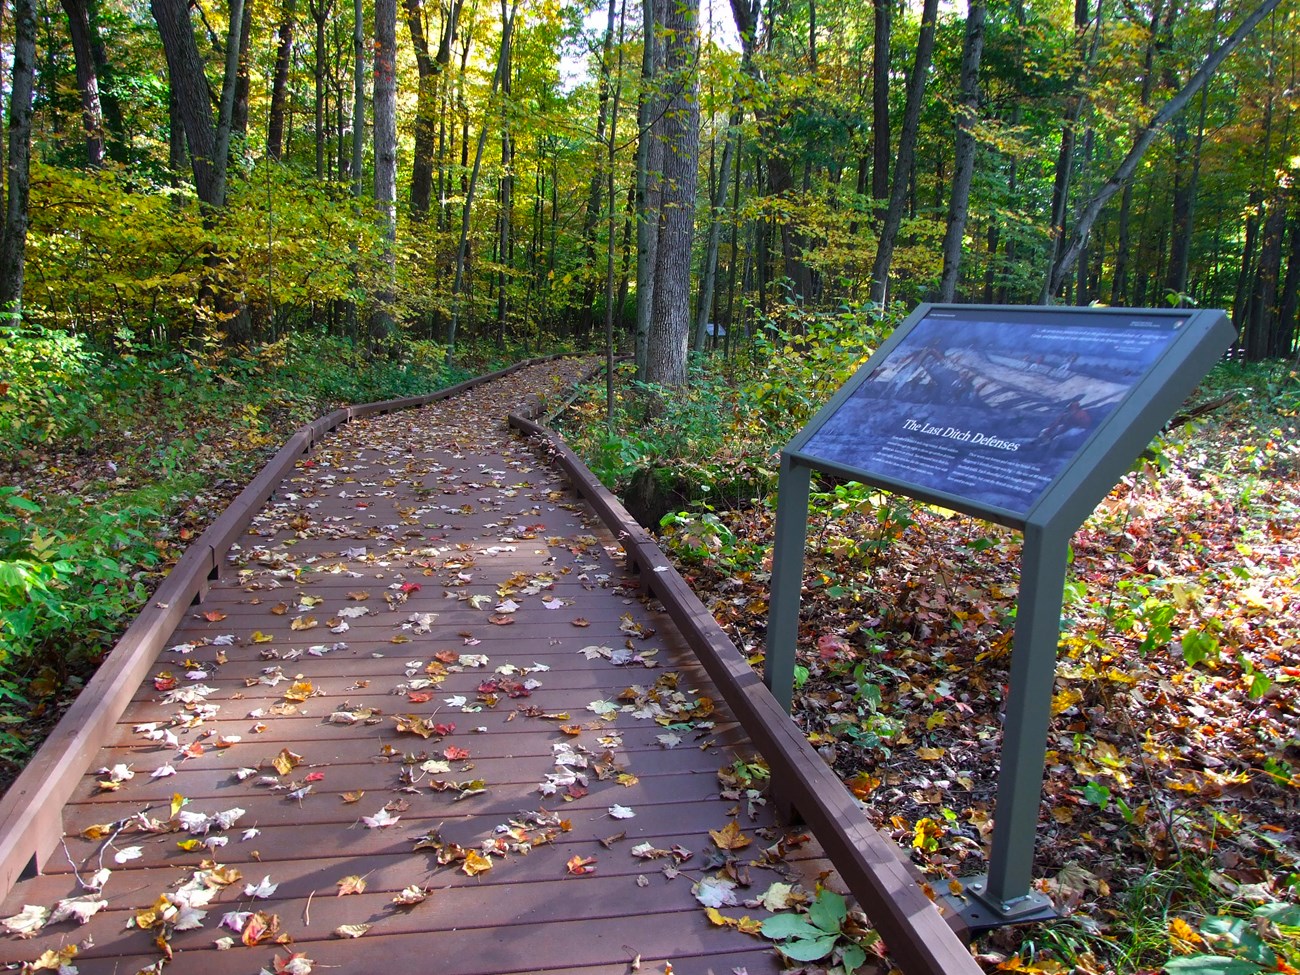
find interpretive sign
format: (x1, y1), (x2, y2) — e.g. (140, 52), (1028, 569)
(796, 308), (1184, 521)
(766, 303), (1235, 929)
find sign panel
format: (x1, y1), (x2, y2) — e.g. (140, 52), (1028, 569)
(794, 306), (1194, 521)
(771, 303), (1234, 923)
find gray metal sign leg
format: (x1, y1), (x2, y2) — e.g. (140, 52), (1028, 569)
(952, 523), (1066, 926)
(765, 454), (811, 714)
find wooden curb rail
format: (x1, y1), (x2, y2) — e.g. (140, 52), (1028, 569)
(0, 354), (572, 899)
(509, 412), (983, 975)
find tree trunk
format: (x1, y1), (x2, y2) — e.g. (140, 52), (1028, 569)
(870, 0), (890, 206)
(868, 0), (939, 306)
(1276, 208), (1300, 357)
(152, 0), (222, 206)
(352, 0), (366, 199)
(86, 0), (125, 161)
(579, 0), (619, 342)
(231, 0), (253, 140)
(449, 0), (516, 353)
(167, 82), (186, 172)
(496, 2), (515, 344)
(0, 0), (36, 316)
(406, 0), (459, 217)
(1046, 0), (1284, 298)
(1244, 194), (1287, 360)
(634, 0), (665, 377)
(694, 106), (740, 349)
(310, 0), (333, 179)
(60, 0), (105, 168)
(937, 0), (985, 302)
(644, 0), (698, 387)
(370, 0), (398, 347)
(603, 0), (628, 423)
(267, 0), (297, 159)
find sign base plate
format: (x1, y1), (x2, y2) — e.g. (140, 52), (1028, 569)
(939, 874), (1058, 934)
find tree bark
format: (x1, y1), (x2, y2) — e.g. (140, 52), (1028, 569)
(1276, 208), (1300, 357)
(152, 0), (222, 207)
(406, 0), (459, 217)
(449, 0), (516, 353)
(634, 0), (665, 377)
(496, 0), (515, 344)
(644, 0), (699, 387)
(0, 0), (36, 316)
(371, 0), (398, 345)
(60, 0), (105, 168)
(870, 0), (890, 206)
(231, 0), (253, 140)
(310, 0), (333, 179)
(694, 106), (740, 349)
(352, 0), (366, 199)
(267, 0), (297, 160)
(868, 0), (938, 306)
(1245, 193), (1287, 359)
(937, 0), (985, 302)
(1046, 0), (1284, 298)
(578, 0), (620, 342)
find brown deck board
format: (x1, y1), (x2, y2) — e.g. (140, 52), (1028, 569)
(0, 361), (847, 975)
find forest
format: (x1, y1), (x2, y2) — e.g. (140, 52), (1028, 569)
(0, 0), (1298, 970)
(0, 0), (1296, 383)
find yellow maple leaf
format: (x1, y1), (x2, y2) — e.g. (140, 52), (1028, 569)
(461, 850), (492, 876)
(271, 749), (303, 775)
(709, 820), (751, 851)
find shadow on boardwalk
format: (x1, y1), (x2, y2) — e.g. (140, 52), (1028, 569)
(0, 359), (840, 975)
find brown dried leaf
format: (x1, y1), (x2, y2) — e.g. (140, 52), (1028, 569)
(336, 875), (367, 896)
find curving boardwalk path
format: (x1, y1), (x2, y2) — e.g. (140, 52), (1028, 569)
(0, 359), (842, 975)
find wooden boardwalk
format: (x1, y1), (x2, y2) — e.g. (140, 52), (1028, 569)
(0, 360), (842, 975)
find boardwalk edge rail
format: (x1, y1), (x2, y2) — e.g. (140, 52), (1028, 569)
(0, 354), (575, 898)
(509, 412), (983, 975)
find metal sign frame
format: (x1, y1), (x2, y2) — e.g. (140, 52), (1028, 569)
(765, 303), (1235, 926)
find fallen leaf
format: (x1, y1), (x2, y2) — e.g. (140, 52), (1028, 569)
(391, 885), (431, 906)
(692, 876), (738, 908)
(336, 875), (367, 896)
(333, 923), (371, 938)
(1, 904), (49, 938)
(566, 855), (597, 875)
(243, 876), (279, 899)
(363, 808), (400, 829)
(462, 850), (493, 876)
(709, 821), (751, 850)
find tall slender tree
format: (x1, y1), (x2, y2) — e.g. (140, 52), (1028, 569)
(60, 0), (106, 168)
(0, 0), (37, 316)
(267, 0), (297, 159)
(937, 0), (985, 302)
(868, 0), (939, 305)
(371, 0), (398, 344)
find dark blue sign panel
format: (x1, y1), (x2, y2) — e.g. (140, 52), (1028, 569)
(794, 307), (1187, 518)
